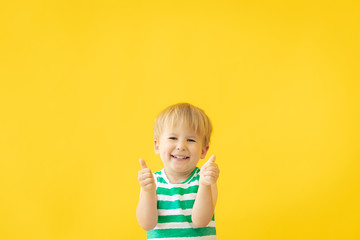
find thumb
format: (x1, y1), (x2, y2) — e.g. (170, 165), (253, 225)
(206, 155), (216, 163)
(206, 155), (216, 164)
(139, 158), (148, 169)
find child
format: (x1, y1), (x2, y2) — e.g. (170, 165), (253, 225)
(137, 103), (219, 240)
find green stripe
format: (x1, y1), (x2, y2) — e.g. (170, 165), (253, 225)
(158, 214), (214, 223)
(156, 177), (167, 184)
(158, 215), (192, 223)
(188, 175), (199, 183)
(157, 185), (199, 196)
(158, 200), (195, 210)
(147, 227), (216, 239)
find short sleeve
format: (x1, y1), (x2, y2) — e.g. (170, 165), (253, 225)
(152, 173), (158, 189)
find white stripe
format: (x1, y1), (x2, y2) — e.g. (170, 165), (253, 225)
(154, 221), (216, 229)
(148, 236), (217, 240)
(157, 193), (197, 201)
(158, 208), (192, 216)
(156, 180), (199, 189)
(155, 222), (194, 229)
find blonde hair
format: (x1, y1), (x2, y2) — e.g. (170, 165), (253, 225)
(154, 103), (213, 147)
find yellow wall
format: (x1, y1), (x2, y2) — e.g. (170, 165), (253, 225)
(1, 1), (359, 239)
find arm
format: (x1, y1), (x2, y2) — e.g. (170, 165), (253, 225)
(136, 158), (158, 231)
(192, 183), (218, 228)
(192, 155), (219, 228)
(136, 188), (158, 230)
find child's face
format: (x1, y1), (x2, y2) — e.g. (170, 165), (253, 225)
(154, 122), (209, 176)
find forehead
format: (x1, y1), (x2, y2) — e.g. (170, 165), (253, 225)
(162, 122), (200, 137)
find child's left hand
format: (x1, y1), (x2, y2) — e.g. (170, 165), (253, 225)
(199, 155), (219, 186)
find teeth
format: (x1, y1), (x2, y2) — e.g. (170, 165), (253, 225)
(172, 155), (188, 159)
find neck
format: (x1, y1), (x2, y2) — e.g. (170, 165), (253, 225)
(164, 168), (194, 183)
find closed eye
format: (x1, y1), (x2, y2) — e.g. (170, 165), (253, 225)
(169, 137), (177, 140)
(187, 139), (196, 142)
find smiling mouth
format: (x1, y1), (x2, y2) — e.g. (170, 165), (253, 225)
(171, 155), (190, 160)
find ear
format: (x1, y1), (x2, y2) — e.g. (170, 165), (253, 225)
(154, 139), (160, 155)
(200, 145), (209, 159)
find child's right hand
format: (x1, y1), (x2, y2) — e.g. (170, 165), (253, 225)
(138, 158), (156, 192)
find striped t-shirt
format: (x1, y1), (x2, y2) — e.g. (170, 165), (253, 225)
(147, 167), (217, 240)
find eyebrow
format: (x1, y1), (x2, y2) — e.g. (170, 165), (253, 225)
(168, 133), (198, 139)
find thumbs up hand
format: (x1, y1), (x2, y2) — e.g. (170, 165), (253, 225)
(138, 158), (156, 192)
(200, 155), (219, 186)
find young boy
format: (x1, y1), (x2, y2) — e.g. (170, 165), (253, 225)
(137, 103), (219, 240)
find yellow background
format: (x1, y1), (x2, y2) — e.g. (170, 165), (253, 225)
(1, 1), (359, 239)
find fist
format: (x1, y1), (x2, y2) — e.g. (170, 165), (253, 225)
(200, 155), (219, 186)
(138, 158), (156, 192)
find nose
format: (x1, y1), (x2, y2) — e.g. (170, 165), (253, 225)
(176, 141), (186, 151)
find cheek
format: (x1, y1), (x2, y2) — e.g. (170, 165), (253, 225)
(161, 143), (173, 153)
(190, 146), (202, 155)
